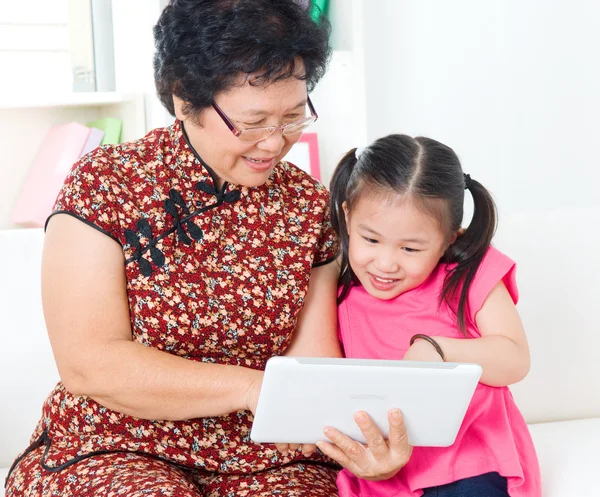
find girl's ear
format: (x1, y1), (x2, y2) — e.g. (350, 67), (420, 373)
(342, 201), (349, 231)
(445, 229), (459, 249)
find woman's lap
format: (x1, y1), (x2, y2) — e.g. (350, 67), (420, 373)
(196, 462), (338, 497)
(421, 472), (509, 497)
(5, 447), (339, 497)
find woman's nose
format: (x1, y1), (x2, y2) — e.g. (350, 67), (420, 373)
(256, 129), (285, 155)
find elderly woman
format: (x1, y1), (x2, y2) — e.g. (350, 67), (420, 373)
(5, 1), (410, 496)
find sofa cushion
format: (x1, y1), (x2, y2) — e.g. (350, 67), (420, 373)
(528, 417), (600, 497)
(0, 468), (7, 496)
(0, 229), (59, 471)
(494, 208), (600, 423)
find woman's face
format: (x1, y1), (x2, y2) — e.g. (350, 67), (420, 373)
(174, 74), (310, 188)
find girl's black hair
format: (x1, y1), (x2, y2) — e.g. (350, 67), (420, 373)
(330, 134), (497, 334)
(153, 0), (331, 117)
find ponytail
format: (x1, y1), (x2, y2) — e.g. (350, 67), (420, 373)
(440, 177), (497, 334)
(329, 148), (360, 304)
(330, 135), (494, 335)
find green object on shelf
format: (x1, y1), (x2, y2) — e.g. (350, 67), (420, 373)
(86, 117), (122, 145)
(311, 0), (328, 22)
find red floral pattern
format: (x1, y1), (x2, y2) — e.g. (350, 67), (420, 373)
(5, 120), (339, 495)
(7, 447), (338, 496)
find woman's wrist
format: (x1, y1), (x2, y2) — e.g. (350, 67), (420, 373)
(243, 368), (264, 414)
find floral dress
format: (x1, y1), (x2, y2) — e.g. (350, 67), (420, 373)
(5, 120), (340, 497)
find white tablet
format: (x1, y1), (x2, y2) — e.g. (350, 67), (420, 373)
(250, 357), (482, 447)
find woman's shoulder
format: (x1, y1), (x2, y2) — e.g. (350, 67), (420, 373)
(273, 160), (330, 201)
(275, 161), (329, 193)
(53, 126), (175, 240)
(71, 126), (172, 184)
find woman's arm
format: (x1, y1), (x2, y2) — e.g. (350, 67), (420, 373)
(276, 260), (342, 457)
(43, 214), (262, 421)
(283, 259), (343, 358)
(406, 281), (530, 386)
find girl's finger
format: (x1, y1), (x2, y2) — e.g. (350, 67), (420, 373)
(387, 409), (412, 454)
(354, 411), (389, 458)
(316, 440), (353, 467)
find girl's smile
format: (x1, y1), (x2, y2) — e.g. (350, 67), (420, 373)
(344, 195), (451, 300)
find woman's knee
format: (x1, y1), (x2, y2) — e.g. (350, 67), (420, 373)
(5, 448), (203, 497)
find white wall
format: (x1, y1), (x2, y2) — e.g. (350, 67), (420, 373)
(308, 0), (368, 185)
(361, 0), (600, 216)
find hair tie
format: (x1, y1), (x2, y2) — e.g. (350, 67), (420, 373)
(463, 173), (472, 190)
(355, 146), (366, 161)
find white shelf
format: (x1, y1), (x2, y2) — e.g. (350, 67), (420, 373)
(0, 92), (139, 110)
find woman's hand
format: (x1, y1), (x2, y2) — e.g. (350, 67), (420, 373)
(274, 443), (317, 458)
(246, 375), (317, 458)
(316, 409), (413, 481)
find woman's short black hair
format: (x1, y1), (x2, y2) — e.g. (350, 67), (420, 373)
(153, 0), (331, 117)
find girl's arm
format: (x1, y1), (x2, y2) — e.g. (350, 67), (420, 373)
(283, 260), (343, 358)
(44, 214), (262, 421)
(406, 281), (530, 386)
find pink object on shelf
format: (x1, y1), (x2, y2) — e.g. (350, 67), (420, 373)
(11, 122), (91, 228)
(79, 127), (104, 158)
(285, 132), (321, 180)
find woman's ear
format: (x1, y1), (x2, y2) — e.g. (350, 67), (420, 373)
(172, 95), (188, 121)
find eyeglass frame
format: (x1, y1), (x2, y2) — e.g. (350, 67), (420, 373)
(211, 96), (318, 142)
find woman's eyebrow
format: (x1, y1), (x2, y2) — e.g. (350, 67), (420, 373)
(241, 99), (307, 117)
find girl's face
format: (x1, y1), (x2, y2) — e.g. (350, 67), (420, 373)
(344, 194), (453, 300)
(174, 72), (309, 188)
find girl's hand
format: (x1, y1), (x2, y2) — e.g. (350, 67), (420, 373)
(316, 409), (413, 481)
(402, 337), (444, 362)
(274, 443), (317, 457)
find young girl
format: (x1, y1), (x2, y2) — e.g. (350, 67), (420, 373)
(322, 135), (541, 496)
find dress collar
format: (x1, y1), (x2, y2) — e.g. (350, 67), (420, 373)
(168, 119), (242, 204)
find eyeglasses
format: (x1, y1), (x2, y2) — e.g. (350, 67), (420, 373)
(212, 96), (318, 143)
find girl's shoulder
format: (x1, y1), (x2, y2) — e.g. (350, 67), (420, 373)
(466, 246), (519, 317)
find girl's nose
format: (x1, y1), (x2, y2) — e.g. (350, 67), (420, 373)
(376, 252), (400, 273)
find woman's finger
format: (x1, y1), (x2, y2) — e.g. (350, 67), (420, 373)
(354, 411), (389, 458)
(301, 443), (317, 457)
(274, 443), (289, 456)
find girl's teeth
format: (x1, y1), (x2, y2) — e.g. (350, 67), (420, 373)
(374, 276), (395, 283)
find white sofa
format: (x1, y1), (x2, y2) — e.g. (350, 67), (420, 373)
(1, 208), (600, 496)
